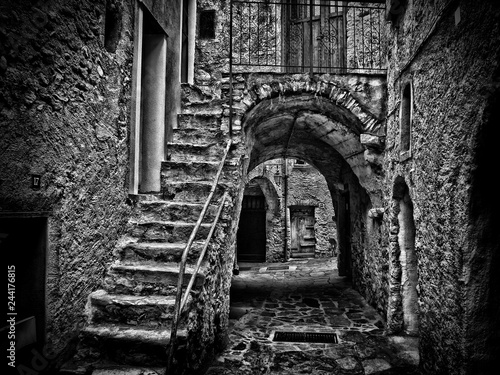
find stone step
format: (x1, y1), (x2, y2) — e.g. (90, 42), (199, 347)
(88, 290), (190, 328)
(59, 358), (165, 375)
(180, 101), (225, 117)
(172, 127), (224, 144)
(126, 220), (212, 243)
(161, 160), (239, 184)
(128, 193), (164, 203)
(167, 141), (227, 163)
(92, 365), (165, 375)
(104, 261), (205, 296)
(180, 82), (214, 104)
(177, 112), (221, 130)
(161, 181), (227, 203)
(76, 323), (187, 367)
(161, 160), (220, 182)
(118, 241), (205, 264)
(131, 200), (218, 223)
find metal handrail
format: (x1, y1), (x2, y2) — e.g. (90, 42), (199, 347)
(180, 191), (229, 312)
(165, 139), (233, 373)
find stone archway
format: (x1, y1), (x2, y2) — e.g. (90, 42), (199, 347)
(233, 74), (385, 282)
(387, 177), (419, 336)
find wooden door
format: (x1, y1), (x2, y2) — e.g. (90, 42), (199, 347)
(290, 206), (316, 258)
(237, 196), (267, 262)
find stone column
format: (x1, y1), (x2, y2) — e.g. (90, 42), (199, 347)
(140, 34), (167, 193)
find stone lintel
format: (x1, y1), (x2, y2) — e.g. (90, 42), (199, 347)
(360, 133), (385, 151)
(368, 207), (385, 219)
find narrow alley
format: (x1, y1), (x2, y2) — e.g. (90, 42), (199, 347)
(204, 258), (420, 375)
(2, 1), (499, 374)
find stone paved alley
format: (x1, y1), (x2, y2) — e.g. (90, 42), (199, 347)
(203, 258), (420, 375)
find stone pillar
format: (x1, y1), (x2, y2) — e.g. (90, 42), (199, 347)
(128, 4), (143, 194)
(140, 34), (167, 193)
(164, 0), (182, 143)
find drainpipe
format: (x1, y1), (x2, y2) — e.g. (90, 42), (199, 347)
(309, 0), (313, 77)
(228, 0), (233, 138)
(282, 114), (298, 261)
(283, 158), (288, 261)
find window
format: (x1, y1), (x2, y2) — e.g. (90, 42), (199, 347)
(104, 0), (123, 53)
(199, 10), (216, 39)
(400, 81), (412, 160)
(386, 0), (407, 24)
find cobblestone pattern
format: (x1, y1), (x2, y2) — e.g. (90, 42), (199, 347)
(204, 259), (419, 375)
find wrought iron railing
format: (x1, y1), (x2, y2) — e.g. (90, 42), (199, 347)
(165, 140), (232, 373)
(229, 0), (386, 74)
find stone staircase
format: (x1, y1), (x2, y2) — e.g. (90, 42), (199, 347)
(60, 84), (240, 375)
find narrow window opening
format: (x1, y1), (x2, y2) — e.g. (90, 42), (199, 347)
(387, 0), (407, 25)
(104, 0), (123, 53)
(199, 10), (216, 39)
(400, 82), (412, 157)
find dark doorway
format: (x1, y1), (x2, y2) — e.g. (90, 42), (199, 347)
(237, 196), (266, 262)
(0, 217), (47, 363)
(466, 73), (500, 373)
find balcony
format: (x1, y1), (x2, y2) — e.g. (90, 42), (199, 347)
(229, 0), (386, 75)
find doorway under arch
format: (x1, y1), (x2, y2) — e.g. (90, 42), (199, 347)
(388, 177), (419, 336)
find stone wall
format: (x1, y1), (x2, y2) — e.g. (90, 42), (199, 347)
(183, 197), (238, 374)
(0, 0), (135, 359)
(384, 1), (500, 373)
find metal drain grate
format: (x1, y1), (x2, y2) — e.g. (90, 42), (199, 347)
(273, 331), (338, 343)
(267, 266), (289, 270)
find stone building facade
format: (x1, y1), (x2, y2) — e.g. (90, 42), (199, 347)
(0, 0), (499, 374)
(0, 0), (139, 366)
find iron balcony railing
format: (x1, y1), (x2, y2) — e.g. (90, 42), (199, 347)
(229, 0), (386, 74)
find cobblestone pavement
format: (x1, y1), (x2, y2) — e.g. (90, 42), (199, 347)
(203, 257), (420, 375)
